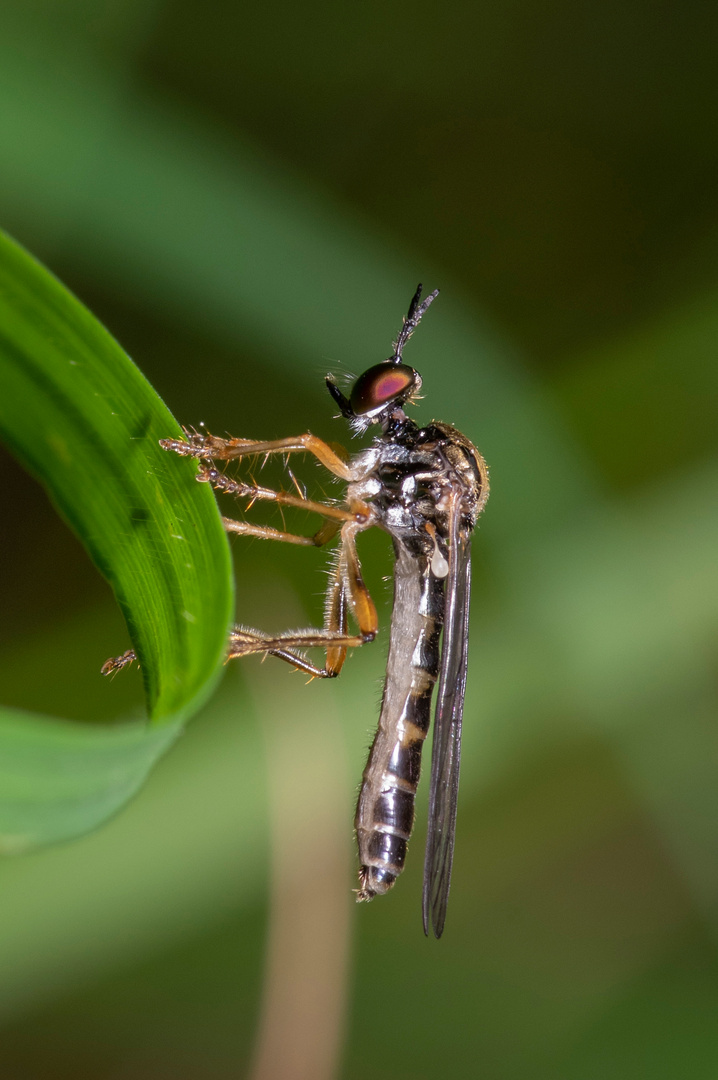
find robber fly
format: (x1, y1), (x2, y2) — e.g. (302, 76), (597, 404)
(104, 286), (489, 937)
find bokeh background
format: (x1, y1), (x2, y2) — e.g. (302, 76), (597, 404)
(1, 1), (718, 1077)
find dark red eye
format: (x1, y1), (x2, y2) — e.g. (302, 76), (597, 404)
(350, 363), (420, 416)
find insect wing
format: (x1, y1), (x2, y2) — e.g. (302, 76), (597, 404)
(422, 500), (472, 938)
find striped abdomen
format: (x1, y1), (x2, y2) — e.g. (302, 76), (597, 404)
(355, 543), (445, 900)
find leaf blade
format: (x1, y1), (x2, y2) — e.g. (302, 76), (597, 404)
(0, 228), (233, 722)
(0, 707), (182, 852)
(0, 229), (234, 846)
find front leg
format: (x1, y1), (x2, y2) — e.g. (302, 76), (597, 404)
(160, 430), (354, 481)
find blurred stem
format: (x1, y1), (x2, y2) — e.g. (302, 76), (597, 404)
(247, 658), (353, 1080)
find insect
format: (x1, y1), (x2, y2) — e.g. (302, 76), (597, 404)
(104, 285), (488, 937)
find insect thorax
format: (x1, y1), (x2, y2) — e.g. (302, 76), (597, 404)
(349, 420), (484, 561)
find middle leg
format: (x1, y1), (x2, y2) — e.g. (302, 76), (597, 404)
(199, 466), (362, 524)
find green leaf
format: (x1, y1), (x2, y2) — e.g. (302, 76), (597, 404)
(0, 707), (182, 852)
(0, 228), (234, 849)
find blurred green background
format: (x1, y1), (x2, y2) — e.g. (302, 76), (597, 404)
(1, 0), (718, 1076)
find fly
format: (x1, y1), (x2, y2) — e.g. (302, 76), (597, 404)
(104, 285), (489, 937)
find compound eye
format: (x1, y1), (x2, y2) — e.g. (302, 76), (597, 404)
(349, 363), (419, 416)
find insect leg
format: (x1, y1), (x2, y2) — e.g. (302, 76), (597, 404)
(324, 548), (349, 676)
(227, 626), (371, 675)
(227, 517), (377, 677)
(222, 517), (341, 548)
(338, 516), (379, 641)
(102, 488), (351, 677)
(198, 467), (357, 523)
(160, 432), (354, 481)
(305, 513), (380, 677)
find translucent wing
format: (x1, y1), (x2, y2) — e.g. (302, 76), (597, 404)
(422, 496), (472, 938)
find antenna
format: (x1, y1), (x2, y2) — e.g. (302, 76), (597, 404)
(390, 284), (439, 363)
